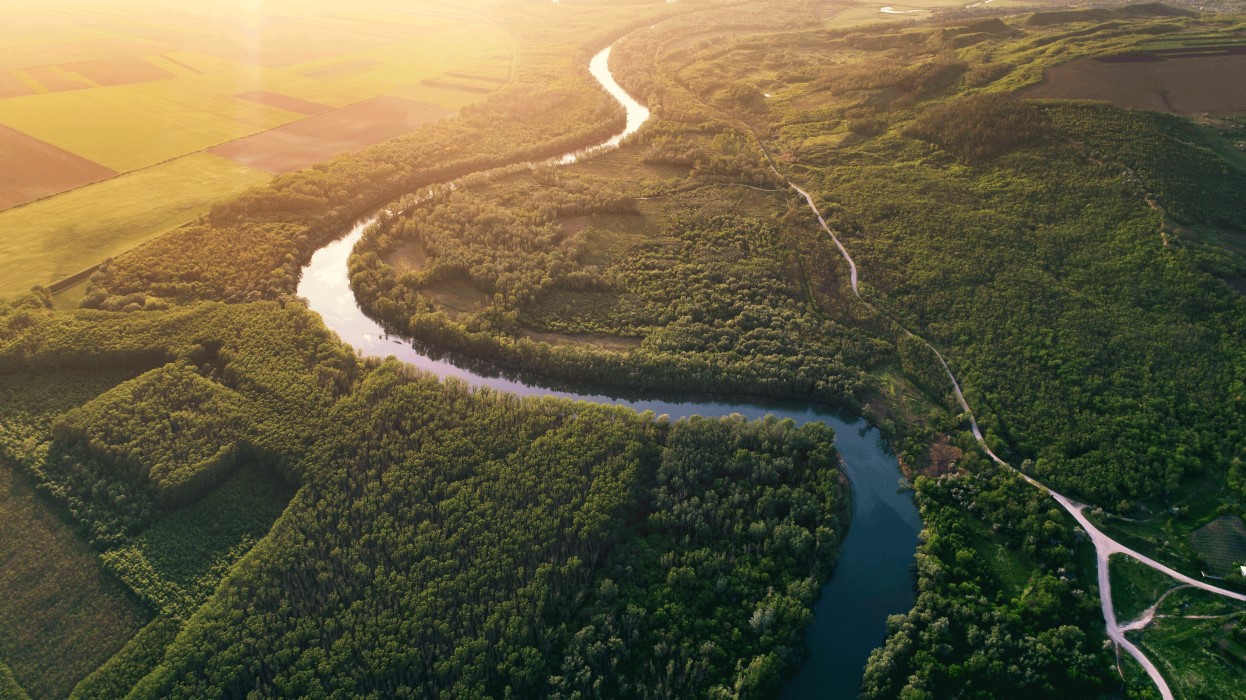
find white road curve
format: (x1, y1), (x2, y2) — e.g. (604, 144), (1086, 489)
(774, 160), (1246, 700)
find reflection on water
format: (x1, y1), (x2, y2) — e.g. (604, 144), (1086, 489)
(296, 41), (919, 699)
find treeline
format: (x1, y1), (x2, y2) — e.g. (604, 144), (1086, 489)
(55, 363), (250, 508)
(0, 300), (359, 545)
(1, 291), (849, 697)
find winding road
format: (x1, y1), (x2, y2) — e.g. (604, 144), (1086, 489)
(780, 156), (1246, 700)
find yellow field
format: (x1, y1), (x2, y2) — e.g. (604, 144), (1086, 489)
(0, 153), (269, 297)
(0, 0), (514, 174)
(0, 0), (516, 300)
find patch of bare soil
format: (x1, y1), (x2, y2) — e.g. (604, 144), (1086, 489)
(0, 123), (116, 210)
(1021, 54), (1246, 115)
(233, 90), (330, 116)
(208, 96), (452, 174)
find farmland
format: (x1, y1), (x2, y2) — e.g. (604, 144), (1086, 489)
(0, 460), (148, 700)
(1020, 53), (1246, 115)
(0, 365), (155, 700)
(0, 153), (268, 297)
(0, 0), (514, 297)
(208, 96), (452, 174)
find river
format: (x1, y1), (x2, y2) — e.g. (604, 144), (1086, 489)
(297, 43), (921, 698)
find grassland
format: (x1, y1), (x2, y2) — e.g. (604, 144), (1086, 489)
(1132, 609), (1246, 699)
(0, 460), (147, 700)
(0, 153), (269, 297)
(1110, 553), (1183, 622)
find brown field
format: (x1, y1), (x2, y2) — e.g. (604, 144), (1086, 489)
(0, 461), (147, 699)
(23, 65), (91, 92)
(233, 90), (329, 116)
(208, 96), (451, 173)
(1021, 54), (1246, 115)
(0, 123), (115, 210)
(0, 71), (33, 98)
(62, 56), (172, 87)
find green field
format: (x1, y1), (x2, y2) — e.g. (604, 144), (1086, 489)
(1133, 611), (1246, 699)
(0, 460), (147, 700)
(1110, 553), (1183, 622)
(0, 153), (269, 297)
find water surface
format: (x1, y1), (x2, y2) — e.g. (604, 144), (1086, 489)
(297, 42), (920, 698)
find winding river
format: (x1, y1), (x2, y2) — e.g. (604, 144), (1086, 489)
(298, 44), (921, 698)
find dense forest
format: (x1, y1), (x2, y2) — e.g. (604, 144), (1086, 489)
(347, 172), (885, 407)
(0, 292), (845, 697)
(339, 6), (1246, 697)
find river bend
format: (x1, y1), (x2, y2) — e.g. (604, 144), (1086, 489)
(297, 42), (920, 698)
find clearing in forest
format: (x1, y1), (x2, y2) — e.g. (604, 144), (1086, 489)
(1191, 515), (1246, 576)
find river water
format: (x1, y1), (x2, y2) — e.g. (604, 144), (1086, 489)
(297, 43), (920, 698)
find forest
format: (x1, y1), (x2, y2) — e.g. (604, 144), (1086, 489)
(3, 0), (1246, 698)
(0, 292), (845, 698)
